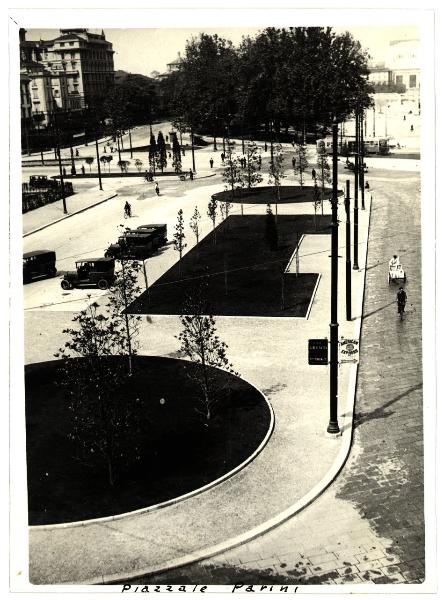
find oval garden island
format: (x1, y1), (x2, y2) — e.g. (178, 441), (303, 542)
(26, 356), (272, 526)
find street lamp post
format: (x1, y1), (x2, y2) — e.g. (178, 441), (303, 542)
(327, 119), (340, 435)
(345, 179), (352, 321)
(190, 126), (196, 173)
(353, 110), (359, 270)
(129, 128), (133, 159)
(53, 111), (67, 214)
(360, 110), (366, 210)
(95, 133), (103, 191)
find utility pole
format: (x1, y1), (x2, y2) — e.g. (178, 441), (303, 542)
(353, 109), (359, 271)
(345, 179), (352, 321)
(327, 119), (340, 435)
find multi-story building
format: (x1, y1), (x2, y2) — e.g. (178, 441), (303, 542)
(368, 65), (392, 86)
(20, 28), (114, 128)
(20, 71), (32, 121)
(386, 38), (420, 92)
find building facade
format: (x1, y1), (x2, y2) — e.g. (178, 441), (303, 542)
(386, 38), (420, 92)
(20, 28), (114, 129)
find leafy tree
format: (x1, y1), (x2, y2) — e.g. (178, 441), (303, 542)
(222, 141), (242, 203)
(135, 158), (143, 172)
(243, 142), (263, 189)
(264, 204), (278, 250)
(294, 142), (308, 187)
(207, 196), (218, 244)
(84, 156), (94, 172)
(156, 131), (167, 173)
(176, 278), (239, 421)
(105, 155), (113, 172)
(100, 155), (108, 170)
(189, 206), (201, 245)
(173, 209), (187, 276)
(108, 249), (143, 376)
(268, 143), (286, 219)
(54, 301), (143, 486)
(117, 159), (130, 173)
(316, 146), (332, 215)
(149, 132), (157, 175)
(219, 200), (233, 222)
(171, 132), (182, 173)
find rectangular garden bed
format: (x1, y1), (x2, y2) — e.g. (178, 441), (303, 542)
(129, 214), (330, 317)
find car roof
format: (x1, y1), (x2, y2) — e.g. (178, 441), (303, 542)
(137, 223), (166, 228)
(76, 257), (114, 263)
(23, 250), (55, 258)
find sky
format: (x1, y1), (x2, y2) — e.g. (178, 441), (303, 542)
(25, 26), (420, 77)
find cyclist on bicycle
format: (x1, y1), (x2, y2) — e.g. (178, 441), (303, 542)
(397, 286), (407, 318)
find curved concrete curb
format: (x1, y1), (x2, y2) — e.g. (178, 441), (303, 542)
(30, 376), (275, 532)
(87, 198), (374, 586)
(23, 194), (118, 238)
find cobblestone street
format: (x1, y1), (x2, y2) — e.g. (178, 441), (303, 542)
(131, 165), (425, 586)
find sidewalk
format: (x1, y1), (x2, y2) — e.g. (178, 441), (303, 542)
(28, 192), (372, 585)
(23, 186), (118, 236)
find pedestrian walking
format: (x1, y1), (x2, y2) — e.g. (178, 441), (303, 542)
(410, 125), (414, 132)
(166, 135), (169, 142)
(258, 155), (262, 169)
(209, 158), (214, 168)
(264, 142), (268, 152)
(62, 167), (66, 176)
(292, 157), (296, 169)
(75, 149), (79, 157)
(168, 152), (172, 158)
(81, 165), (85, 175)
(155, 182), (160, 196)
(311, 168), (316, 180)
(124, 200), (132, 218)
(104, 145), (107, 152)
(221, 152), (225, 163)
(189, 169), (194, 180)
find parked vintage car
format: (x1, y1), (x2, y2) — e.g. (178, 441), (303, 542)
(105, 224), (167, 260)
(23, 250), (57, 284)
(60, 258), (115, 290)
(136, 223), (168, 245)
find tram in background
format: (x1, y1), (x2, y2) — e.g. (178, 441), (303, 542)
(316, 137), (390, 156)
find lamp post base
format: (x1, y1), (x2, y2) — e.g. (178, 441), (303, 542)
(327, 421), (341, 436)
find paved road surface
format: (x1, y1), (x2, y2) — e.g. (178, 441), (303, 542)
(126, 165), (425, 586)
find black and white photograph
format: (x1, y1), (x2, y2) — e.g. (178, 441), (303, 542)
(7, 2), (439, 594)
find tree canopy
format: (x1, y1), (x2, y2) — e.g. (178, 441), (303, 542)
(162, 27), (372, 137)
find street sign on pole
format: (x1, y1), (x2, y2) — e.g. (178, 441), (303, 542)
(339, 337), (359, 364)
(308, 338), (329, 365)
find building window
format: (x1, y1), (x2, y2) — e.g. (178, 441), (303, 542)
(409, 74), (417, 88)
(60, 42), (65, 47)
(395, 75), (403, 85)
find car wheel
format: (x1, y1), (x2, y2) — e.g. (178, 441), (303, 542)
(98, 279), (109, 290)
(61, 280), (72, 290)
